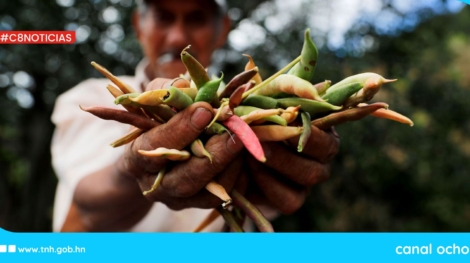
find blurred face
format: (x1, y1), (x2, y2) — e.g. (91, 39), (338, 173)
(134, 0), (229, 79)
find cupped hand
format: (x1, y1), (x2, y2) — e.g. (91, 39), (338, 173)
(246, 125), (340, 214)
(119, 102), (248, 210)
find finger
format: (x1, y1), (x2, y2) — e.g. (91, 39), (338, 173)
(261, 142), (330, 187)
(286, 124), (340, 163)
(248, 157), (308, 215)
(244, 192), (268, 207)
(159, 132), (245, 197)
(329, 126), (340, 139)
(153, 155), (245, 209)
(129, 102), (214, 175)
(197, 154), (245, 206)
(145, 78), (172, 91)
(243, 180), (270, 207)
(233, 169), (250, 196)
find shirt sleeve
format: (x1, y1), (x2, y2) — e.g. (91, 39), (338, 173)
(50, 78), (129, 231)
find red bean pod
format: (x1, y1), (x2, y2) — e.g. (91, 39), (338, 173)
(311, 102), (389, 130)
(359, 103), (414, 126)
(228, 85), (246, 111)
(79, 105), (158, 131)
(219, 67), (259, 99)
(222, 115), (266, 163)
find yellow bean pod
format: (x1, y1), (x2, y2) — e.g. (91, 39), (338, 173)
(128, 89), (168, 106)
(241, 109), (283, 124)
(280, 106), (300, 124)
(251, 125), (304, 142)
(91, 61), (136, 94)
(254, 74), (324, 101)
(190, 139), (213, 163)
(243, 54), (263, 84)
(110, 128), (144, 148)
(359, 103), (414, 126)
(138, 147), (190, 161)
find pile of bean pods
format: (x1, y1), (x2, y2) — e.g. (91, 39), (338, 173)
(81, 28), (413, 233)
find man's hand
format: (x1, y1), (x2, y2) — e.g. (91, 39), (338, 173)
(246, 125), (340, 214)
(119, 102), (247, 210)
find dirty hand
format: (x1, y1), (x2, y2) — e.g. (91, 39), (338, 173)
(246, 125), (340, 214)
(118, 102), (247, 210)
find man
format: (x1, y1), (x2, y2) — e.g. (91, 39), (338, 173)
(51, 0), (339, 232)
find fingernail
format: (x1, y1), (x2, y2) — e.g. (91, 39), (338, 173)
(190, 108), (212, 130)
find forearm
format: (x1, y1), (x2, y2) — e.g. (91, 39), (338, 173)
(69, 156), (152, 232)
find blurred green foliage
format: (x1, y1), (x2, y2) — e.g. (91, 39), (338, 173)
(272, 4), (470, 232)
(0, 0), (469, 232)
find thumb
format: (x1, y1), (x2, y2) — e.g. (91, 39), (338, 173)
(141, 101), (213, 150)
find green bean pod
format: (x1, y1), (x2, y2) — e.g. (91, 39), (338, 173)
(190, 139), (212, 163)
(218, 67), (259, 99)
(287, 28), (318, 82)
(321, 82), (363, 106)
(276, 98), (342, 116)
(342, 75), (394, 107)
(195, 73), (224, 103)
(270, 92), (296, 99)
(253, 74), (324, 101)
(234, 106), (287, 126)
(178, 88), (198, 100)
(181, 46), (210, 89)
(298, 112), (312, 152)
(107, 85), (145, 116)
(327, 72), (396, 94)
(163, 86), (194, 111)
(114, 93), (140, 106)
(241, 95), (279, 109)
(205, 122), (229, 135)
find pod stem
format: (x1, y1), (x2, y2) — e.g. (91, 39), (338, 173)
(216, 207), (244, 233)
(231, 190), (274, 232)
(242, 55), (301, 99)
